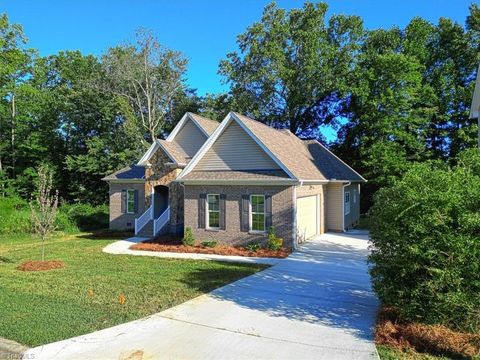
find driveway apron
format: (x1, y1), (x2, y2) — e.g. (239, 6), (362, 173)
(25, 231), (379, 360)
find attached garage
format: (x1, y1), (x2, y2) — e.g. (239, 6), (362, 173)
(296, 195), (319, 241)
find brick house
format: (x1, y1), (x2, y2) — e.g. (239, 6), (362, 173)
(103, 112), (365, 249)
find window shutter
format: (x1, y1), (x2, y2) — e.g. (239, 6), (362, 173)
(198, 193), (206, 228)
(241, 194), (249, 232)
(219, 194), (226, 230)
(265, 194), (272, 229)
(121, 190), (127, 213)
(134, 190), (139, 213)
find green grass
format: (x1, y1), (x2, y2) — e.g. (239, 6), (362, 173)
(377, 345), (451, 360)
(0, 232), (267, 347)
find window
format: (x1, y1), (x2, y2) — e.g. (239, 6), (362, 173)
(353, 189), (357, 204)
(207, 194), (220, 229)
(127, 190), (136, 214)
(250, 195), (265, 232)
(345, 191), (350, 215)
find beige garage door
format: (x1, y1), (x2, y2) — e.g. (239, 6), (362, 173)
(296, 196), (318, 241)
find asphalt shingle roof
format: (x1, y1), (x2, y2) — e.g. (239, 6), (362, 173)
(102, 165), (145, 181)
(188, 113), (220, 136)
(233, 113), (365, 182)
(183, 170), (290, 181)
(157, 140), (190, 164)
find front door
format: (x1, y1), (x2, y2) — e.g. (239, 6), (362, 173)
(153, 185), (169, 218)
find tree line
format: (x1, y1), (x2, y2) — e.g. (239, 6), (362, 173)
(1, 2), (479, 209)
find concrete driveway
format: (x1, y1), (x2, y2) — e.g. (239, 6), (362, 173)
(25, 231), (379, 360)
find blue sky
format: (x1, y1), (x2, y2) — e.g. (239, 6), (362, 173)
(1, 0), (475, 97)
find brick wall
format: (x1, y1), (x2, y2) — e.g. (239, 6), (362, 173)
(108, 148), (184, 232)
(109, 182), (146, 230)
(184, 185), (294, 249)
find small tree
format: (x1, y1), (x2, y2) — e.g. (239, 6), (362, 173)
(30, 165), (59, 261)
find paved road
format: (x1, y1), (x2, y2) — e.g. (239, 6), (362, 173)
(25, 231), (379, 360)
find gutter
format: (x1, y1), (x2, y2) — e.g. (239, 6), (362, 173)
(175, 179), (299, 186)
(102, 179), (146, 183)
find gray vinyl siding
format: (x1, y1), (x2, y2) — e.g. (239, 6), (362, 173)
(196, 121), (281, 171)
(344, 183), (360, 229)
(173, 120), (208, 157)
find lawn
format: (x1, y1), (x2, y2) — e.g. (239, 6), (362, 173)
(377, 345), (449, 360)
(0, 232), (267, 347)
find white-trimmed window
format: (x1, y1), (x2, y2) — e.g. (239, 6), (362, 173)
(126, 190), (136, 214)
(250, 195), (266, 232)
(207, 194), (220, 229)
(345, 192), (351, 215)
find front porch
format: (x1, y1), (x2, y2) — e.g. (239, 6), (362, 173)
(135, 185), (171, 238)
(135, 183), (184, 238)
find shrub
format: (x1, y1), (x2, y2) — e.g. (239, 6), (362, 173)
(61, 203), (109, 231)
(182, 227), (195, 246)
(369, 150), (480, 332)
(201, 240), (218, 248)
(245, 240), (260, 252)
(0, 196), (32, 234)
(267, 226), (283, 250)
(0, 198), (109, 235)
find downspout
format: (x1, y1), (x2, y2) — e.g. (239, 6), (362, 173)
(178, 180), (186, 236)
(478, 105), (480, 148)
(292, 180), (304, 250)
(342, 181), (351, 232)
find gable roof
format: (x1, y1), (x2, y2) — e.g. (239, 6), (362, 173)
(470, 64), (480, 119)
(166, 112), (219, 141)
(102, 165), (145, 182)
(137, 112), (219, 167)
(157, 140), (190, 164)
(178, 112), (366, 183)
(188, 113), (220, 136)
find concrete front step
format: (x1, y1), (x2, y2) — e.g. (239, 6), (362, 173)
(137, 220), (170, 238)
(137, 219), (153, 238)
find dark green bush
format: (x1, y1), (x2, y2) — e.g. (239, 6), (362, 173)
(246, 240), (260, 252)
(201, 240), (218, 248)
(0, 198), (108, 234)
(182, 227), (195, 246)
(369, 150), (480, 332)
(0, 196), (32, 234)
(61, 203), (108, 231)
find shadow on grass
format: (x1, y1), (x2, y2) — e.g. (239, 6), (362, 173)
(77, 230), (134, 240)
(180, 261), (267, 293)
(0, 256), (13, 263)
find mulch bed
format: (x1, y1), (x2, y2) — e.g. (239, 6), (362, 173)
(130, 235), (289, 258)
(17, 260), (65, 272)
(375, 306), (480, 358)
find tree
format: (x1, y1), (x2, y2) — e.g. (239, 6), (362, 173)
(333, 26), (435, 210)
(30, 165), (59, 261)
(219, 2), (364, 137)
(101, 29), (188, 141)
(333, 9), (480, 210)
(0, 13), (34, 190)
